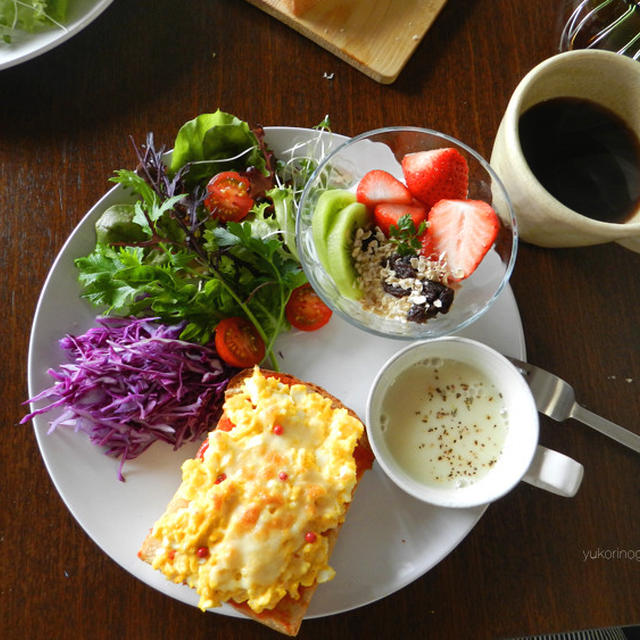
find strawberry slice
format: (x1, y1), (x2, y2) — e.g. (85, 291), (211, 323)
(401, 148), (469, 209)
(373, 202), (427, 237)
(424, 199), (499, 280)
(356, 169), (413, 208)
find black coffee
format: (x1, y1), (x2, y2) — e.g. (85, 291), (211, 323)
(518, 97), (640, 224)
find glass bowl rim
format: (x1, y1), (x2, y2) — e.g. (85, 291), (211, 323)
(295, 125), (519, 341)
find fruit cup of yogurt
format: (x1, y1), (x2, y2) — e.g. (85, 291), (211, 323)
(296, 127), (518, 339)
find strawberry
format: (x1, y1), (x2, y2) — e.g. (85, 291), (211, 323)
(401, 148), (469, 209)
(419, 230), (438, 261)
(356, 169), (412, 208)
(423, 199), (499, 280)
(373, 202), (427, 237)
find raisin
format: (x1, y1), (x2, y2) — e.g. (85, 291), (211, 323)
(387, 253), (417, 279)
(359, 230), (378, 253)
(407, 304), (434, 323)
(406, 280), (455, 323)
(382, 282), (411, 298)
(422, 280), (454, 312)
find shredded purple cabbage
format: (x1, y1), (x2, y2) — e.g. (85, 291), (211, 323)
(22, 316), (236, 481)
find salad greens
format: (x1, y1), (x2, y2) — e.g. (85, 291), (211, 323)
(75, 110), (328, 370)
(268, 114), (332, 261)
(0, 0), (67, 43)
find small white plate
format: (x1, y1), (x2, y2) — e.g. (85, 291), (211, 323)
(0, 0), (113, 71)
(26, 127), (526, 618)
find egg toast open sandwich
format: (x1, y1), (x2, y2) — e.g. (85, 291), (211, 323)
(139, 366), (374, 636)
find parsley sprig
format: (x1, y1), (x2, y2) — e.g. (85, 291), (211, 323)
(388, 214), (427, 256)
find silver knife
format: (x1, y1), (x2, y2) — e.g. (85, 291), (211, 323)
(506, 356), (640, 454)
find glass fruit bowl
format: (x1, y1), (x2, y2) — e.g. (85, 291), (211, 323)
(295, 126), (518, 340)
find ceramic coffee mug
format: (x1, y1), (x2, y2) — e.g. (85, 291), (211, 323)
(366, 337), (584, 508)
(490, 49), (640, 252)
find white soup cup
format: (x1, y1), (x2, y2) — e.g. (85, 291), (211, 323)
(366, 337), (584, 508)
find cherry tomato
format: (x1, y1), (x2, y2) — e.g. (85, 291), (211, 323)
(204, 171), (254, 222)
(214, 317), (265, 368)
(285, 283), (332, 332)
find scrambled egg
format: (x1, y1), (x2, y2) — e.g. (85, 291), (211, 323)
(149, 367), (364, 613)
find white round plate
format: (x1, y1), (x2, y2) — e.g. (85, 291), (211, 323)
(0, 0), (113, 72)
(26, 127), (526, 619)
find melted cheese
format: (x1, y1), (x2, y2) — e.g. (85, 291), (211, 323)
(149, 367), (364, 613)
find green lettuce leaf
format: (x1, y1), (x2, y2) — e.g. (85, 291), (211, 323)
(169, 110), (267, 187)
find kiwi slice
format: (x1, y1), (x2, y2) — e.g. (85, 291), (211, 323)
(326, 201), (371, 300)
(311, 189), (356, 269)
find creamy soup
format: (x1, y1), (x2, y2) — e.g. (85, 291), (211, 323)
(380, 358), (509, 488)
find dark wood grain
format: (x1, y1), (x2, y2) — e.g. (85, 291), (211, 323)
(2, 1), (639, 638)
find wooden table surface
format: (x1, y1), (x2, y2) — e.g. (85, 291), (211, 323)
(2, 1), (639, 638)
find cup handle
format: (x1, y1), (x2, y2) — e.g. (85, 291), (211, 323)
(522, 445), (584, 497)
(617, 235), (640, 253)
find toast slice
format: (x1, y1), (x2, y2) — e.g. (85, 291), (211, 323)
(139, 366), (373, 636)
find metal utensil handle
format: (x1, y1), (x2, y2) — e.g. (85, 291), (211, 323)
(571, 403), (640, 453)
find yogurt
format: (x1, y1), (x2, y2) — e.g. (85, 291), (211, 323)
(380, 357), (509, 488)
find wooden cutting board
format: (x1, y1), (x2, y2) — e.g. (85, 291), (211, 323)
(244, 0), (448, 84)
